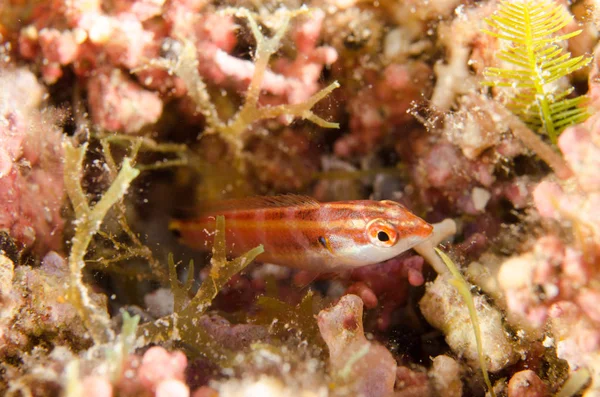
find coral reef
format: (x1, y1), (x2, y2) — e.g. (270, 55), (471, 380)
(497, 38), (600, 394)
(0, 252), (101, 361)
(0, 67), (64, 253)
(2, 0), (600, 396)
(420, 272), (518, 373)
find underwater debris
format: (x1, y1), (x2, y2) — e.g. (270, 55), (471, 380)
(482, 0), (591, 144)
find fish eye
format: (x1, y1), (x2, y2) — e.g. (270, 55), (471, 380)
(366, 218), (398, 247)
(377, 231), (390, 242)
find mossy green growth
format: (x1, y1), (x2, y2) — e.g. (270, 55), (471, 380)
(482, 0), (591, 144)
(142, 7), (339, 156)
(138, 216), (264, 363)
(253, 289), (323, 349)
(64, 140), (140, 344)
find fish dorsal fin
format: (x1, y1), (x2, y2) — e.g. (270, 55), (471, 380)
(198, 194), (321, 215)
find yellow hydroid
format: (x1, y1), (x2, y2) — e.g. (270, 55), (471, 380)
(482, 0), (591, 144)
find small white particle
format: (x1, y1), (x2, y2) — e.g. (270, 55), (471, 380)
(472, 187), (491, 212)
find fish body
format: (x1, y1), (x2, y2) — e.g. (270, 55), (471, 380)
(170, 195), (433, 272)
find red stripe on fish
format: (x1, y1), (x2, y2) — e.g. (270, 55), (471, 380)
(170, 195), (432, 272)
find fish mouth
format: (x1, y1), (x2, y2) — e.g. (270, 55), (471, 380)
(420, 221), (434, 238)
(404, 216), (434, 239)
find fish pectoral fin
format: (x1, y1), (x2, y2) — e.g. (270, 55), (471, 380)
(318, 236), (335, 255)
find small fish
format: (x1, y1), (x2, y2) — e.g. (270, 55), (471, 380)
(170, 195), (433, 272)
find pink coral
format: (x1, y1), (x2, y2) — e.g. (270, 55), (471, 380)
(498, 235), (600, 391)
(197, 10), (337, 108)
(429, 355), (462, 397)
(116, 346), (191, 396)
(79, 346), (193, 397)
(138, 347), (188, 392)
(318, 294), (397, 397)
(507, 370), (547, 397)
(81, 376), (114, 397)
(0, 67), (64, 253)
(17, 2), (337, 134)
(531, 42), (600, 246)
(558, 125), (600, 191)
(497, 236), (591, 333)
(271, 9), (338, 104)
(87, 68), (163, 133)
(113, 0), (165, 21)
(393, 366), (432, 397)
